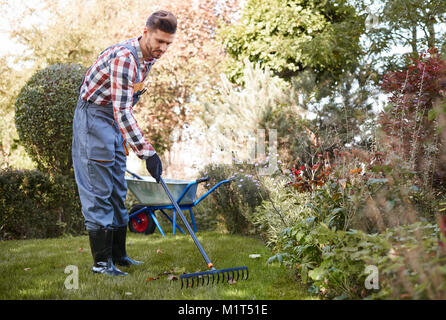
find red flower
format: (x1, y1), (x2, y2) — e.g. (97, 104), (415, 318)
(299, 165), (305, 170)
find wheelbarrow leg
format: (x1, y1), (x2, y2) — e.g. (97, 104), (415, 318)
(189, 208), (197, 233)
(173, 208), (197, 235)
(149, 209), (165, 237)
(159, 209), (185, 234)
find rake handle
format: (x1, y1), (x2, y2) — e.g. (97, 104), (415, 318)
(159, 176), (216, 270)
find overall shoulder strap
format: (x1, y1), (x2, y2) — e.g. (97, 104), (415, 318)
(100, 39), (142, 83)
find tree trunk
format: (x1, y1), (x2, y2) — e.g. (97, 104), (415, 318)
(410, 25), (418, 55)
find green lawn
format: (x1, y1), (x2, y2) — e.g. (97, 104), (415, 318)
(0, 231), (315, 300)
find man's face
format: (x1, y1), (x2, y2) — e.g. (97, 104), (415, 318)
(141, 27), (175, 60)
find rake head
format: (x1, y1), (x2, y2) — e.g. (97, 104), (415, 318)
(180, 266), (249, 289)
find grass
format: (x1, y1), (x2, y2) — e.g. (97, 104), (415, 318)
(0, 230), (316, 300)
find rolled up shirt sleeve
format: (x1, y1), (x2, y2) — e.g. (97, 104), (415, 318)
(109, 51), (156, 159)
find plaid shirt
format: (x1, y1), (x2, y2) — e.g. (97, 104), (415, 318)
(80, 37), (157, 159)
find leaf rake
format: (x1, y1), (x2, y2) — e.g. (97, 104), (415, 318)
(158, 176), (249, 289)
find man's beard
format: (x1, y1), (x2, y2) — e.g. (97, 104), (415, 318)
(145, 41), (162, 59)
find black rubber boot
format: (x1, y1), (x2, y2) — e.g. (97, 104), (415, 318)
(88, 228), (128, 276)
(112, 226), (144, 267)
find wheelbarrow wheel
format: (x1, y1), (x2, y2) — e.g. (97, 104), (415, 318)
(128, 205), (156, 235)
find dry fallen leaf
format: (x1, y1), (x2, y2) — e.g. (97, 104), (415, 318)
(158, 270), (172, 276)
(228, 278), (237, 285)
(146, 277), (160, 282)
(24, 268), (31, 271)
(79, 248), (84, 253)
(156, 249), (163, 254)
(167, 274), (179, 281)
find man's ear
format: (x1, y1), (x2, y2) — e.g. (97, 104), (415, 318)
(144, 26), (155, 36)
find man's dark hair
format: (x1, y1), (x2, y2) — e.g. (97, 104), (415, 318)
(146, 10), (177, 34)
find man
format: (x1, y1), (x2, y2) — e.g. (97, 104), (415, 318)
(72, 11), (177, 276)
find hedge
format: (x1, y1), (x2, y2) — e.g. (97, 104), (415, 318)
(0, 169), (84, 240)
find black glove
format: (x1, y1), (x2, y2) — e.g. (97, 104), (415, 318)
(145, 153), (162, 183)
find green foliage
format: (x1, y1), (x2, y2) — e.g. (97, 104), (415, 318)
(268, 221), (378, 298)
(14, 63), (87, 176)
(198, 163), (269, 235)
(371, 222), (446, 299)
(270, 217), (446, 299)
(379, 0), (446, 68)
(202, 59), (292, 139)
(219, 0), (364, 84)
(0, 169), (84, 240)
(251, 176), (313, 247)
(254, 144), (446, 299)
(259, 101), (317, 167)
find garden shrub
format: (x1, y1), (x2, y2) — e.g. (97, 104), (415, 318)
(270, 220), (446, 299)
(378, 48), (446, 190)
(198, 162), (269, 235)
(269, 221), (379, 299)
(371, 222), (446, 299)
(284, 147), (439, 233)
(255, 142), (446, 299)
(251, 176), (313, 247)
(15, 63), (88, 176)
(0, 169), (84, 240)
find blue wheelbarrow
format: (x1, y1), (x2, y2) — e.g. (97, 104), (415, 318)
(125, 170), (230, 236)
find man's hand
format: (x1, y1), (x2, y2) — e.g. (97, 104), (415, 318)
(145, 153), (162, 183)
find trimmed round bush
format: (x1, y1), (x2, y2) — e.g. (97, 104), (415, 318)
(15, 63), (87, 176)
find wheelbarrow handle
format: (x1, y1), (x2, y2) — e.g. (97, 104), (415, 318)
(126, 169), (144, 180)
(196, 176), (210, 184)
(193, 179), (231, 206)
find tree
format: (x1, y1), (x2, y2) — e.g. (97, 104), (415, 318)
(383, 0), (446, 54)
(364, 0), (446, 72)
(219, 0), (365, 85)
(217, 0), (378, 156)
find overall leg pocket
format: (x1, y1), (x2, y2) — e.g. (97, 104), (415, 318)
(86, 158), (115, 229)
(86, 110), (115, 162)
